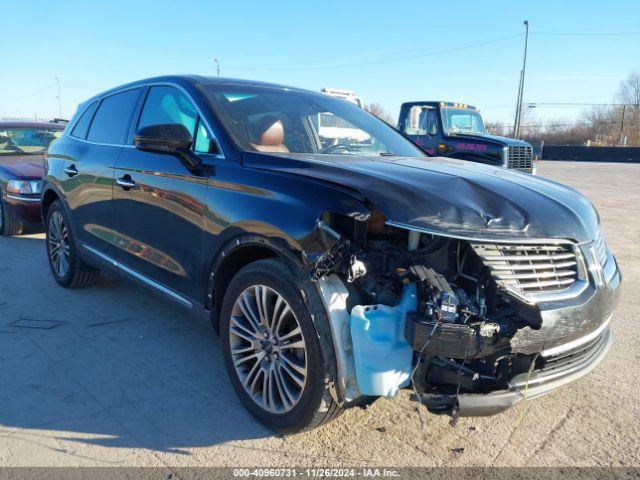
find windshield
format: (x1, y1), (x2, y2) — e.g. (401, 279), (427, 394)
(440, 108), (486, 135)
(0, 127), (63, 155)
(199, 84), (424, 157)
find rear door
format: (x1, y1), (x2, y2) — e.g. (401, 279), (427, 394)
(63, 88), (143, 260)
(112, 85), (213, 304)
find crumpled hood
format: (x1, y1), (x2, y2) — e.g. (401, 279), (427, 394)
(243, 152), (599, 243)
(0, 155), (44, 179)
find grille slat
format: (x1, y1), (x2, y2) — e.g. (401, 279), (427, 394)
(507, 146), (533, 173)
(481, 252), (574, 262)
(489, 260), (577, 271)
(516, 278), (576, 290)
(495, 270), (576, 281)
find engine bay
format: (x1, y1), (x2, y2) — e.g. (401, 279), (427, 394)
(312, 213), (548, 414)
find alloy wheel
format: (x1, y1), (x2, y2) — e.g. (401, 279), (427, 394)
(48, 211), (70, 277)
(229, 285), (307, 414)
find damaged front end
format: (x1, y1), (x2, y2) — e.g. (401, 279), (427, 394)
(311, 211), (621, 417)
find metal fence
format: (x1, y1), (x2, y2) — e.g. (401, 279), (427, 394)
(541, 146), (640, 163)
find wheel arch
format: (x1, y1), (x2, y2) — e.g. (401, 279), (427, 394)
(205, 233), (341, 401)
(41, 185), (62, 223)
(206, 234), (301, 334)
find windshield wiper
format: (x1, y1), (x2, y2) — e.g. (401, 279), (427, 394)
(379, 152), (395, 156)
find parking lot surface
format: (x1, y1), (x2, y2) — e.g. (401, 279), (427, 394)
(1, 161), (638, 467)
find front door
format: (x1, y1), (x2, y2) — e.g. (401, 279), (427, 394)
(401, 105), (439, 155)
(112, 85), (213, 304)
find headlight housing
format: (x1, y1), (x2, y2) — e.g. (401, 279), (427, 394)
(7, 180), (42, 195)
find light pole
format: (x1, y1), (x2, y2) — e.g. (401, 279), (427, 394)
(54, 76), (62, 119)
(512, 20), (529, 139)
(214, 58), (220, 77)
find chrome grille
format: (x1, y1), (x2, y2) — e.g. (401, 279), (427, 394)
(507, 146), (533, 172)
(471, 242), (578, 295)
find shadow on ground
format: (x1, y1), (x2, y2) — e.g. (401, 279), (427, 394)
(0, 235), (273, 455)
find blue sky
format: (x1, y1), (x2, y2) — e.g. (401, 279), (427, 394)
(2, 0), (639, 126)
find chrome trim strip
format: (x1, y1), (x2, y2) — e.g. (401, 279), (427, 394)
(385, 221), (577, 245)
(6, 194), (41, 202)
(540, 314), (613, 358)
(511, 327), (612, 389)
(82, 243), (193, 309)
(456, 329), (612, 416)
(68, 137), (136, 149)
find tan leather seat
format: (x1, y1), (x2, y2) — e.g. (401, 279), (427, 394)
(250, 116), (289, 153)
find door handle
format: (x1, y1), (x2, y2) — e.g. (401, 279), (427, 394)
(64, 165), (78, 177)
(116, 175), (136, 190)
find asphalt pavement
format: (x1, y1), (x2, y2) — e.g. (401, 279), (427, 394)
(0, 161), (638, 467)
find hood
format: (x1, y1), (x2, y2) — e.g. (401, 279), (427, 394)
(0, 155), (45, 179)
(448, 133), (531, 147)
(243, 153), (599, 243)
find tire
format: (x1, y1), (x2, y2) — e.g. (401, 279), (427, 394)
(220, 258), (343, 434)
(0, 193), (24, 236)
(45, 200), (100, 288)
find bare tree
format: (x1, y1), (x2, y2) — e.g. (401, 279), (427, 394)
(619, 72), (640, 109)
(618, 72), (640, 145)
(485, 121), (508, 136)
(365, 103), (394, 125)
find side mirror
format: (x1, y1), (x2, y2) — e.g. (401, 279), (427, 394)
(134, 124), (200, 169)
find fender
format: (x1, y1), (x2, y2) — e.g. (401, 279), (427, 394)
(205, 231), (343, 402)
(41, 183), (74, 232)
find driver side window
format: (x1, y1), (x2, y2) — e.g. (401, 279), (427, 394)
(403, 106), (437, 136)
(418, 108), (437, 135)
(138, 86), (198, 138)
(194, 120), (219, 154)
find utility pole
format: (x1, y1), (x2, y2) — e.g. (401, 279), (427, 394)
(54, 76), (62, 119)
(512, 20), (529, 139)
(619, 104), (626, 146)
(214, 58), (220, 77)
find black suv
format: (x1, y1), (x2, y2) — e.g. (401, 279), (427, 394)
(43, 76), (620, 433)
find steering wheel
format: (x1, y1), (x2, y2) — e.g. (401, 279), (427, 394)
(320, 144), (352, 154)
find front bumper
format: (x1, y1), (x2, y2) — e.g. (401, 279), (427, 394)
(456, 325), (612, 416)
(418, 253), (621, 416)
(4, 194), (42, 227)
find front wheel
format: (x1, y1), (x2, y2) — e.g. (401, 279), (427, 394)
(220, 258), (343, 433)
(0, 193), (23, 236)
(45, 200), (100, 288)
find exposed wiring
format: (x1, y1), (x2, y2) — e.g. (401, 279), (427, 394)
(514, 354), (540, 435)
(410, 322), (439, 430)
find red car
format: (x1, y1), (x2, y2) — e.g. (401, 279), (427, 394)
(0, 121), (65, 235)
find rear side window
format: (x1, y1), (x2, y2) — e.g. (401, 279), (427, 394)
(87, 88), (142, 144)
(70, 102), (98, 139)
(137, 86), (198, 137)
